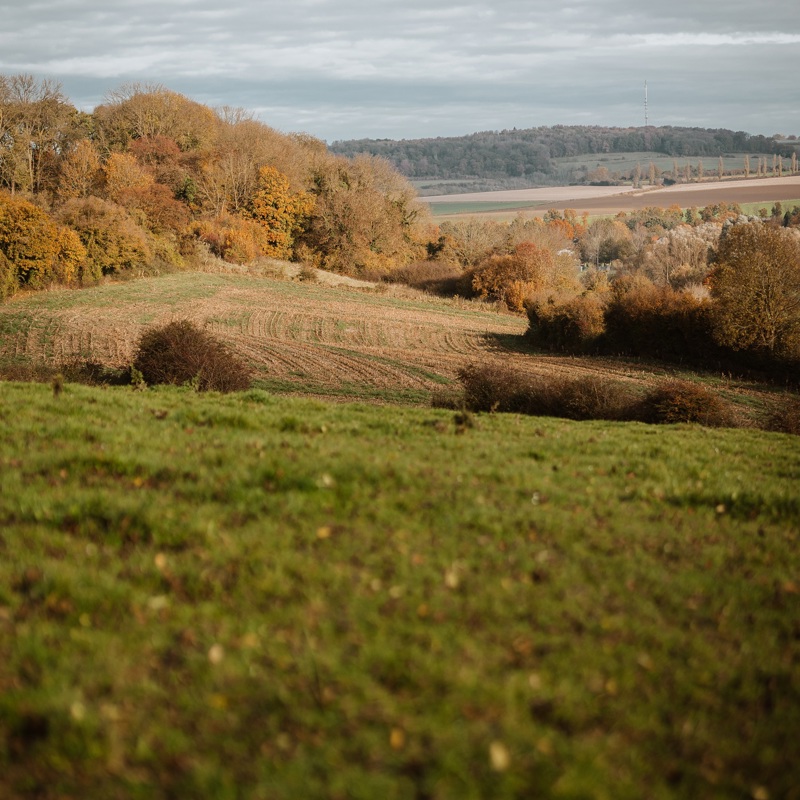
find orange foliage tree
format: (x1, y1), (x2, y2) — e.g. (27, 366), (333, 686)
(102, 152), (153, 203)
(472, 241), (579, 311)
(192, 214), (269, 265)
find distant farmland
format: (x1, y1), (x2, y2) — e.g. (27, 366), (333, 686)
(424, 175), (800, 219)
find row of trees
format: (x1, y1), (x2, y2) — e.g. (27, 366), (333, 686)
(0, 74), (430, 298)
(331, 125), (799, 185)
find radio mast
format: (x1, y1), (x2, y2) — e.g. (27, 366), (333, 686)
(644, 80), (650, 150)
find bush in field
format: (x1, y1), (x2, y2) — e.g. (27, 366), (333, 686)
(603, 275), (714, 361)
(132, 320), (252, 392)
(768, 397), (800, 435)
(457, 363), (536, 413)
(526, 292), (607, 353)
(633, 380), (733, 426)
(456, 363), (634, 420)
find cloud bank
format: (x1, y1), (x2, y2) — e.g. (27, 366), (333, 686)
(1, 0), (798, 141)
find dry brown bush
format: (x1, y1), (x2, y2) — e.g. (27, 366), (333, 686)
(526, 293), (607, 353)
(456, 363), (634, 420)
(132, 320), (252, 392)
(633, 380), (734, 426)
(768, 396), (800, 436)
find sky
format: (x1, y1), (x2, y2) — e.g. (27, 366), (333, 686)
(1, 0), (799, 143)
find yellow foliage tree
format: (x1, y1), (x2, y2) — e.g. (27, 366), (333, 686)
(0, 192), (87, 293)
(247, 166), (314, 259)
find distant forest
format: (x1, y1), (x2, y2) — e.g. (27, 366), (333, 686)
(330, 126), (799, 188)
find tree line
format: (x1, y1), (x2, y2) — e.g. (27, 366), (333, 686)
(0, 74), (429, 298)
(330, 125), (798, 185)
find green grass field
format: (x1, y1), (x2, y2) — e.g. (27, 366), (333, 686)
(1, 380), (799, 799)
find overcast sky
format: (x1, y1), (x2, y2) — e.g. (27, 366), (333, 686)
(1, 0), (798, 142)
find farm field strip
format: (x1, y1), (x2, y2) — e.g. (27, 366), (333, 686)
(425, 175), (800, 218)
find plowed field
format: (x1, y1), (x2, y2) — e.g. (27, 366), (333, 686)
(0, 270), (686, 403)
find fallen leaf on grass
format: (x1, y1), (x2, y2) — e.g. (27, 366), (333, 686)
(489, 741), (510, 771)
(390, 728), (405, 750)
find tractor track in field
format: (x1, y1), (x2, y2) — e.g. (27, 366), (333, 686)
(0, 271), (778, 408)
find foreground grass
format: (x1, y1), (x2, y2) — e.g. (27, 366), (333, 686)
(1, 381), (798, 799)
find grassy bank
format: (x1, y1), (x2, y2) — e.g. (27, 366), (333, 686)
(1, 381), (798, 799)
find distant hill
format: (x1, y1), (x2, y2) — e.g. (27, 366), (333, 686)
(330, 125), (798, 194)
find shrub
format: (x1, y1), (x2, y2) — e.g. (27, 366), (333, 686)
(192, 215), (269, 265)
(132, 320), (252, 392)
(456, 363), (634, 420)
(768, 396), (800, 436)
(526, 293), (607, 353)
(472, 243), (560, 311)
(0, 193), (87, 290)
(633, 380), (734, 426)
(603, 276), (715, 361)
(553, 376), (635, 421)
(457, 363), (537, 414)
(0, 249), (16, 300)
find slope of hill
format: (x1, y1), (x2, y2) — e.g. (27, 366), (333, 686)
(0, 268), (792, 425)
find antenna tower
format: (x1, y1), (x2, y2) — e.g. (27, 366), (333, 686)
(644, 80), (650, 149)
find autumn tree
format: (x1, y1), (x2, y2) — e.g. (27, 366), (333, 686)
(93, 84), (218, 153)
(102, 152), (153, 202)
(710, 221), (800, 357)
(643, 222), (720, 288)
(196, 116), (314, 216)
(302, 154), (426, 274)
(0, 74), (84, 195)
(58, 197), (151, 282)
(471, 241), (578, 311)
(128, 135), (184, 189)
(0, 192), (85, 291)
(436, 218), (505, 267)
(56, 138), (101, 201)
(246, 166), (314, 259)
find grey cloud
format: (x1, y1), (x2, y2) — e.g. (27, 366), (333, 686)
(1, 0), (798, 140)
